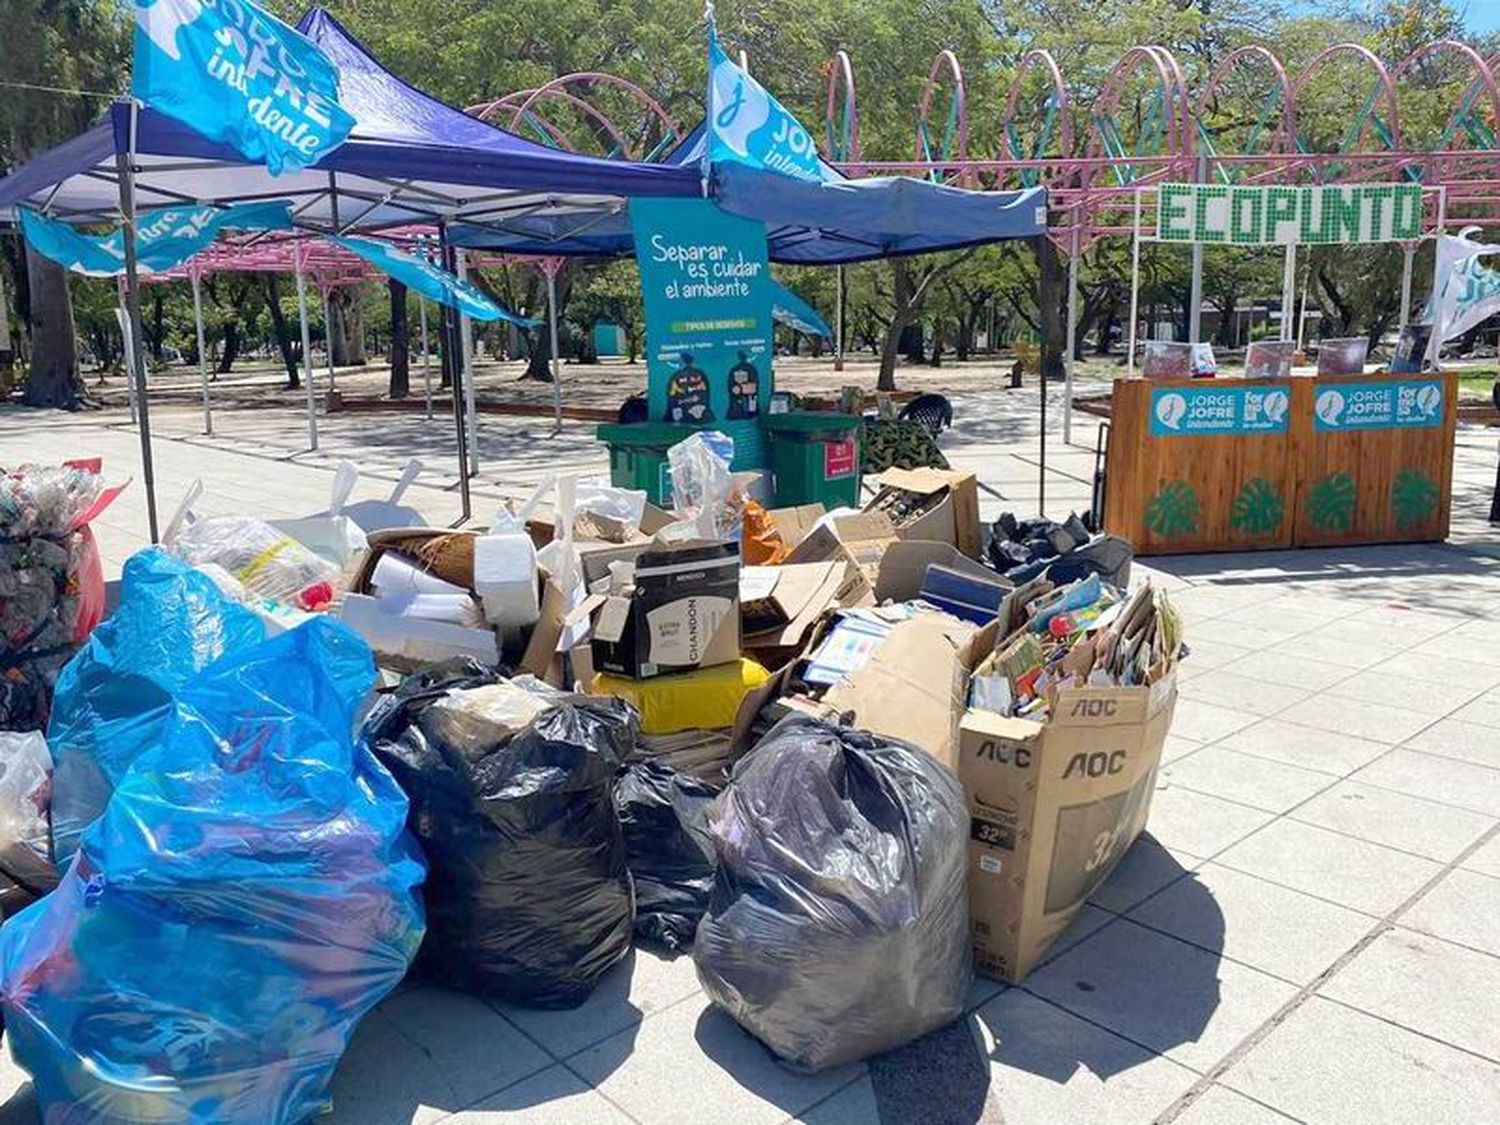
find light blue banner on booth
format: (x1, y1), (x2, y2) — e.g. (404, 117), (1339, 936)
(771, 279), (832, 337)
(1312, 380), (1444, 432)
(19, 201), (293, 276)
(133, 0), (355, 175)
(631, 197), (773, 467)
(331, 237), (538, 326)
(1149, 384), (1291, 437)
(707, 28), (832, 185)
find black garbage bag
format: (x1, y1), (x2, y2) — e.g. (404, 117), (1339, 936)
(693, 717), (972, 1072)
(363, 660), (637, 1008)
(615, 761), (720, 952)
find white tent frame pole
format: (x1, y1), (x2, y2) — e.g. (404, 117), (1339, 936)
(295, 265), (319, 451)
(190, 268), (212, 436)
(1188, 153), (1207, 345)
(1424, 186), (1448, 370)
(834, 264), (845, 371)
(1280, 243), (1297, 343)
(456, 249), (479, 475)
(546, 266), (563, 432)
(1126, 188), (1143, 378)
(419, 297), (433, 420)
(115, 99), (159, 543)
(116, 287), (138, 426)
(1063, 226), (1079, 445)
(1399, 244), (1415, 329)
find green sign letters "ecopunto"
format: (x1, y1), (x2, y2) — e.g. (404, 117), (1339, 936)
(1156, 183), (1423, 246)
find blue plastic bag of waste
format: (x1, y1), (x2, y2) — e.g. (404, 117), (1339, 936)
(47, 548), (266, 861)
(0, 618), (426, 1124)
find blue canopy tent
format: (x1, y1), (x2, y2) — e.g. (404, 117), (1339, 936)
(0, 8), (704, 532)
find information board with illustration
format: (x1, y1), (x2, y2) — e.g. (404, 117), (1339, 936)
(631, 198), (774, 467)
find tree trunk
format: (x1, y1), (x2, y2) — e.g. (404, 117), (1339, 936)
(523, 328), (554, 382)
(1033, 236), (1066, 380)
(21, 246), (83, 409)
(263, 273), (299, 388)
(218, 321), (240, 374)
(877, 259), (917, 392)
(388, 279), (410, 398)
(328, 288), (367, 367)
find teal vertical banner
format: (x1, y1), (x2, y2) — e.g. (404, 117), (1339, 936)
(630, 198), (774, 469)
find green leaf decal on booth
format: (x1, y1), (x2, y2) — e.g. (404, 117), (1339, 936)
(1229, 478), (1284, 536)
(1144, 480), (1200, 540)
(1307, 472), (1356, 532)
(1391, 469), (1439, 530)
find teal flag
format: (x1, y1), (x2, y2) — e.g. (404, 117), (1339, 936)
(770, 279), (832, 337)
(630, 198), (773, 468)
(19, 201), (293, 276)
(331, 237), (540, 327)
(132, 0), (355, 175)
(707, 27), (833, 184)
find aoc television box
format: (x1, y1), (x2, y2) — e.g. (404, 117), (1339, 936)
(958, 672), (1177, 983)
(590, 540), (740, 679)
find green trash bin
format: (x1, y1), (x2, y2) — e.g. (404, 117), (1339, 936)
(762, 412), (864, 508)
(596, 422), (701, 506)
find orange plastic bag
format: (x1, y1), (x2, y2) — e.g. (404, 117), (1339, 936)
(741, 501), (789, 566)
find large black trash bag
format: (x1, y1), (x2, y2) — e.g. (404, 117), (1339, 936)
(693, 717), (972, 1072)
(615, 761), (720, 952)
(363, 660), (637, 1008)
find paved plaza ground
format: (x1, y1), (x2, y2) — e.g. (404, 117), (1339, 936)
(1, 359), (1498, 1124)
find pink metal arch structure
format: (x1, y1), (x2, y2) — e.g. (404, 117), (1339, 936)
(469, 38), (1500, 252)
(468, 74), (684, 161)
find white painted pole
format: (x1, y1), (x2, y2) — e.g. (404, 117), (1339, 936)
(295, 267), (319, 451)
(546, 268), (564, 432)
(418, 297), (433, 421)
(190, 270), (211, 436)
(1424, 187), (1447, 370)
(1127, 189), (1143, 378)
(456, 251), (478, 475)
(1280, 243), (1297, 343)
(1399, 244), (1415, 329)
(1189, 154), (1206, 345)
(834, 264), (845, 371)
(117, 298), (138, 425)
(1063, 238), (1079, 445)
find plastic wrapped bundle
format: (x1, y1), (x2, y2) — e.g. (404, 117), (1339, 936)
(0, 619), (425, 1124)
(615, 761), (720, 951)
(168, 514), (342, 608)
(47, 549), (265, 862)
(0, 732), (56, 917)
(0, 462), (124, 731)
(365, 662), (636, 1008)
(693, 717), (972, 1072)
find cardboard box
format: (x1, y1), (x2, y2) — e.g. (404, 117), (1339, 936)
(740, 561), (851, 652)
(591, 540), (741, 679)
(764, 503), (827, 551)
(959, 674), (1177, 983)
(786, 510), (898, 592)
(873, 540), (1009, 604)
(866, 468), (982, 560)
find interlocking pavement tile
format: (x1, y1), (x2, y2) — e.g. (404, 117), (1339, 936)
(1128, 862), (1373, 985)
(1411, 630), (1500, 668)
(1144, 785), (1275, 859)
(491, 947), (703, 1060)
(1216, 718), (1389, 777)
(1274, 693), (1435, 746)
(1370, 650), (1500, 692)
(1320, 928), (1500, 1062)
(1161, 734), (1204, 764)
(569, 995), (862, 1125)
(1325, 669), (1487, 716)
(1450, 691), (1500, 730)
(1400, 868), (1500, 956)
(1088, 834), (1199, 914)
(1169, 699), (1262, 744)
(1306, 618), (1425, 653)
(794, 1075), (881, 1125)
(1159, 746), (1334, 814)
(1348, 605), (1466, 639)
(1174, 638), (1254, 676)
(1266, 632), (1389, 670)
(1461, 831), (1500, 878)
(444, 1066), (635, 1124)
(1289, 779), (1497, 863)
(1402, 718), (1500, 769)
(326, 987), (553, 1125)
(1215, 819), (1441, 915)
(0, 1046), (36, 1125)
(1187, 619), (1294, 654)
(1024, 920), (1298, 1073)
(1219, 650), (1352, 691)
(1179, 671), (1310, 718)
(1351, 748), (1500, 817)
(968, 990), (1197, 1125)
(1171, 1084), (1300, 1125)
(1221, 996), (1500, 1125)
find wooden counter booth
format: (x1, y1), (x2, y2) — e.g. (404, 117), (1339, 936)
(1102, 374), (1457, 555)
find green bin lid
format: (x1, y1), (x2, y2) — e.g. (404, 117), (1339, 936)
(761, 411), (865, 436)
(596, 422), (703, 445)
